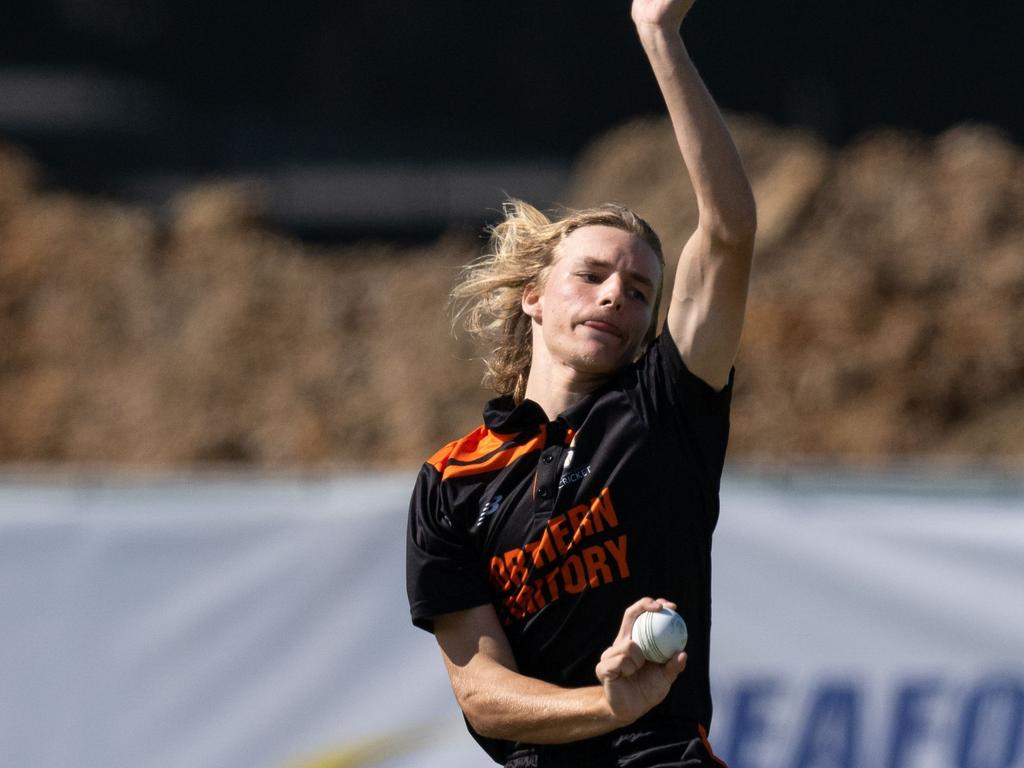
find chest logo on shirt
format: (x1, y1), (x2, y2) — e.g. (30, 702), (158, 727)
(488, 486), (630, 625)
(475, 494), (503, 528)
(558, 463), (591, 490)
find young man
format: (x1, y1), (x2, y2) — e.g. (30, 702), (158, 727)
(406, 0), (756, 765)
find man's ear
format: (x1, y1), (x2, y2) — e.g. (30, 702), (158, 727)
(522, 281), (542, 321)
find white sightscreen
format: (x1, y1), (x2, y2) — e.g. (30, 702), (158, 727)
(0, 470), (1021, 768)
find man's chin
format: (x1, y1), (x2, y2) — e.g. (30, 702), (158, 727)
(568, 348), (632, 377)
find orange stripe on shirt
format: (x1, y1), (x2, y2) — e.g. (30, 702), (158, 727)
(428, 426), (515, 473)
(442, 428), (547, 481)
(698, 723), (730, 768)
(449, 430), (515, 464)
(426, 439), (461, 473)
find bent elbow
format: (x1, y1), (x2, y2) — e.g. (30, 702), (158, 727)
(453, 683), (501, 739)
(702, 196), (758, 251)
(734, 198), (758, 245)
(459, 696), (506, 740)
(464, 712), (498, 739)
(727, 195), (759, 246)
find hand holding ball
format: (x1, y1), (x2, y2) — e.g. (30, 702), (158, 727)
(631, 607), (687, 663)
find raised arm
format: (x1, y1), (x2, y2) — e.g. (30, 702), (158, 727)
(633, 0), (757, 391)
(434, 598), (686, 744)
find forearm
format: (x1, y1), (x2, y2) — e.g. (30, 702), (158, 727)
(450, 658), (626, 743)
(437, 599), (685, 746)
(637, 24), (756, 244)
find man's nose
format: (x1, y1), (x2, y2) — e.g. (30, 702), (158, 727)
(598, 276), (624, 309)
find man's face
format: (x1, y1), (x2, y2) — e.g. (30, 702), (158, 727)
(523, 225), (661, 377)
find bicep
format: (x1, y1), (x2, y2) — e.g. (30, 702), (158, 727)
(434, 604), (519, 695)
(666, 226), (753, 391)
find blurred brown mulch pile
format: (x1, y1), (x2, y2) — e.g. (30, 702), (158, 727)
(574, 117), (1024, 467)
(1, 116), (1022, 470)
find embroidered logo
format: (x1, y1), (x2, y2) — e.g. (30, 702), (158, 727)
(475, 494), (503, 527)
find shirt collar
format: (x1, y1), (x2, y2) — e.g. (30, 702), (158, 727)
(482, 372), (625, 434)
(483, 395), (547, 433)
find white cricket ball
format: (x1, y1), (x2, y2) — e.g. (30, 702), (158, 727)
(631, 607), (688, 664)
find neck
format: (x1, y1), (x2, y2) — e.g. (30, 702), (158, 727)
(522, 352), (609, 421)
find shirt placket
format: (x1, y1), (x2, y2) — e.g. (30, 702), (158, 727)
(532, 419), (570, 519)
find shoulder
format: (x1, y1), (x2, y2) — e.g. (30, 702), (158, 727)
(425, 419), (548, 485)
(633, 327), (734, 395)
(425, 424), (490, 474)
(615, 328), (734, 443)
(410, 425), (496, 530)
(425, 423), (525, 482)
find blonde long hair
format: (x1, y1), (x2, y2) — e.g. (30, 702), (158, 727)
(450, 199), (664, 402)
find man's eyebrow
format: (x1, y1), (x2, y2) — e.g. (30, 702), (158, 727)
(581, 256), (656, 289)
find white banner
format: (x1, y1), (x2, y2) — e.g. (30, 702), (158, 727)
(711, 474), (1024, 768)
(0, 471), (1021, 768)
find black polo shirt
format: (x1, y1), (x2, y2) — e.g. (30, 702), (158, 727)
(406, 328), (733, 765)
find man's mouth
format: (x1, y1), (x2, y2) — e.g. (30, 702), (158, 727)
(580, 319), (624, 339)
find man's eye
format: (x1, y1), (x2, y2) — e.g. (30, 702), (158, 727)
(631, 289), (649, 302)
(579, 272), (600, 283)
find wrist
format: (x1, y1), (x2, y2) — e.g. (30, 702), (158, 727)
(595, 683), (642, 730)
(635, 23), (685, 56)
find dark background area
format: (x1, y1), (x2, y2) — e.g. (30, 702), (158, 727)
(1, 0), (1021, 238)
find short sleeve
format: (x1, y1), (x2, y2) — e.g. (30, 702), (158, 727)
(406, 463), (493, 632)
(633, 328), (734, 491)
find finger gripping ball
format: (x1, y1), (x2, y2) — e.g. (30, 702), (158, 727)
(631, 607), (688, 663)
